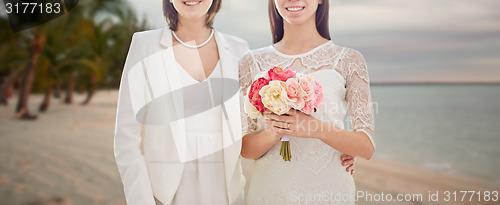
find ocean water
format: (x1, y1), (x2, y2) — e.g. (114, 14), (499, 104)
(370, 84), (500, 185)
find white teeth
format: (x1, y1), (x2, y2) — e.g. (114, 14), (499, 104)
(184, 1), (200, 6)
(286, 7), (304, 11)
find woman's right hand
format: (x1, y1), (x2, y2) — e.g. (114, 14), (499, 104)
(241, 126), (283, 160)
(262, 111), (285, 142)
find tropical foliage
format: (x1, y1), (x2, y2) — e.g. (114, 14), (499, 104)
(0, 0), (148, 119)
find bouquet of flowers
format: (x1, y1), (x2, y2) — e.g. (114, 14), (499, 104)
(244, 67), (324, 161)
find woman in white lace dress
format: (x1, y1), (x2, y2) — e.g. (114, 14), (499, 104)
(239, 0), (375, 204)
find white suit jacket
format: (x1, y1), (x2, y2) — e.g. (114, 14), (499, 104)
(113, 27), (249, 205)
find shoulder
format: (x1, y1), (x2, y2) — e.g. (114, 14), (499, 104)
(239, 50), (254, 66)
(251, 46), (274, 54)
(218, 32), (249, 56)
(334, 45), (370, 81)
(131, 28), (165, 43)
(242, 46), (273, 60)
(239, 46), (273, 65)
(335, 45), (367, 65)
(125, 28), (168, 61)
(127, 28), (166, 54)
(220, 32), (248, 47)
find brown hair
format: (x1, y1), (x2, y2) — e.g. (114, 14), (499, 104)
(163, 0), (222, 31)
(268, 0), (331, 43)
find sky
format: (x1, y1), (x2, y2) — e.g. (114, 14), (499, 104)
(3, 0), (498, 83)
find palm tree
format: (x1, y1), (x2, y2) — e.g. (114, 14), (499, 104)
(61, 0), (139, 105)
(0, 17), (29, 105)
(78, 19), (108, 106)
(39, 0), (146, 108)
(36, 55), (52, 112)
(0, 40), (29, 106)
(15, 27), (45, 120)
(37, 10), (79, 111)
(2, 0), (147, 116)
(105, 7), (148, 88)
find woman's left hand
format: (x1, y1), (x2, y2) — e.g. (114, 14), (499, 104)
(264, 109), (325, 139)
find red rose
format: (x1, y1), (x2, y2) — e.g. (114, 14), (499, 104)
(248, 77), (270, 112)
(268, 67), (296, 82)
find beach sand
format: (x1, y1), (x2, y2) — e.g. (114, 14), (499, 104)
(0, 90), (498, 205)
(352, 158), (500, 204)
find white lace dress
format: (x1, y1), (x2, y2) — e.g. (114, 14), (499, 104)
(239, 41), (375, 205)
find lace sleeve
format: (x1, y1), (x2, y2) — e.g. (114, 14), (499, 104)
(342, 49), (376, 149)
(239, 51), (261, 136)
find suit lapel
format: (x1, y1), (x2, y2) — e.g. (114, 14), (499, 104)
(215, 31), (243, 200)
(159, 28), (189, 163)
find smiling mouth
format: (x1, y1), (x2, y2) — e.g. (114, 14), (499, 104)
(184, 1), (201, 6)
(286, 7), (305, 12)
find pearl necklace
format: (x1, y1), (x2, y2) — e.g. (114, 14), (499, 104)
(172, 29), (214, 49)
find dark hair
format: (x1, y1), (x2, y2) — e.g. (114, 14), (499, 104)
(268, 0), (331, 43)
(163, 0), (222, 31)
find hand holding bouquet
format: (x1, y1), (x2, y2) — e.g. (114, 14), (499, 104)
(244, 67), (324, 161)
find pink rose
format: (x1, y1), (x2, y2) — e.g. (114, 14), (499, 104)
(298, 78), (324, 115)
(268, 67), (296, 82)
(313, 81), (324, 108)
(284, 78), (305, 109)
(248, 77), (269, 113)
(298, 75), (315, 101)
(301, 100), (315, 115)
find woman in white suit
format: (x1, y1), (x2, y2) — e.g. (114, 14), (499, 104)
(114, 0), (248, 204)
(114, 0), (356, 204)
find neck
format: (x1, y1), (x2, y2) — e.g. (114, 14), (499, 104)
(174, 17), (212, 44)
(278, 17), (328, 52)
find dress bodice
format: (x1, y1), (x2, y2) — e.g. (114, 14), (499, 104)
(171, 60), (229, 205)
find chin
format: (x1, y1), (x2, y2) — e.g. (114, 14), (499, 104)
(174, 0), (212, 18)
(284, 17), (310, 25)
(283, 14), (316, 26)
(180, 12), (207, 21)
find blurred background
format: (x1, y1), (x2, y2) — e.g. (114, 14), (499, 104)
(1, 0), (499, 204)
